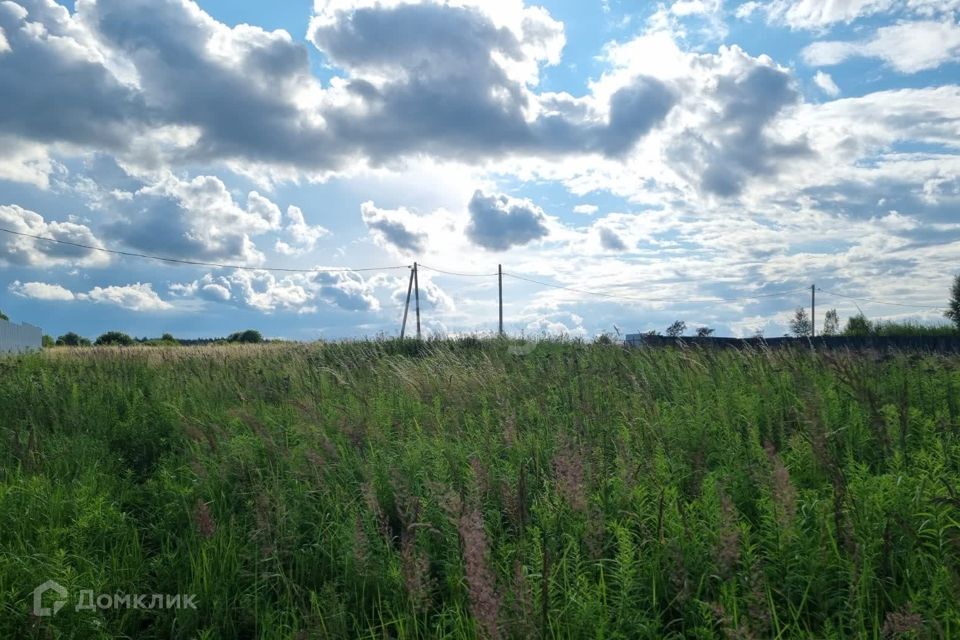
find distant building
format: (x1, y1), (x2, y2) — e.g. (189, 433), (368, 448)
(0, 318), (42, 353)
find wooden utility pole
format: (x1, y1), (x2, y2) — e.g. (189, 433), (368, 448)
(400, 266), (414, 339)
(413, 262), (421, 340)
(811, 284), (816, 338)
(498, 264), (503, 336)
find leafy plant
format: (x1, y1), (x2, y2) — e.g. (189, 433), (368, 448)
(788, 307), (812, 337)
(945, 273), (960, 330)
(0, 340), (957, 638)
(94, 331), (135, 346)
(666, 320), (686, 337)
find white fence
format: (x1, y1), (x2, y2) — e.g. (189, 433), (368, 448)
(0, 318), (42, 353)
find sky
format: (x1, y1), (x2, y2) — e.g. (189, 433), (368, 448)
(0, 0), (958, 341)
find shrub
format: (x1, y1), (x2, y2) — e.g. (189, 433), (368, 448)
(56, 332), (91, 346)
(227, 329), (263, 344)
(95, 331), (135, 346)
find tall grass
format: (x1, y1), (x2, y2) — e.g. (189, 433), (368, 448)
(1, 339), (959, 638)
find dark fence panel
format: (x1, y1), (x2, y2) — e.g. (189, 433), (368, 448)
(624, 334), (960, 352)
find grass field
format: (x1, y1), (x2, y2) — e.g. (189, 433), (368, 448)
(2, 339), (959, 638)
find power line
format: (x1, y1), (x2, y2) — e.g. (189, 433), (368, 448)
(4, 224), (947, 312)
(417, 263), (499, 277)
(502, 271), (809, 303)
(0, 227), (409, 273)
(817, 288), (944, 310)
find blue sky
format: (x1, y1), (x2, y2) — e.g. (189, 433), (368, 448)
(0, 0), (958, 340)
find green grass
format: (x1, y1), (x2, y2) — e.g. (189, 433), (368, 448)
(2, 339), (959, 638)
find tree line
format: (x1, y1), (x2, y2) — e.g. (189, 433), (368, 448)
(42, 329), (265, 347)
(5, 275), (960, 345)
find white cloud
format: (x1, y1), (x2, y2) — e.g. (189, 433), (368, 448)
(9, 280), (76, 301)
(0, 136), (54, 188)
(813, 70), (840, 96)
(361, 201), (434, 254)
(171, 268), (382, 313)
(105, 172), (286, 264)
(79, 283), (172, 311)
(573, 204), (599, 214)
(0, 204), (109, 267)
(12, 279), (172, 311)
(803, 19), (960, 73)
(274, 206), (329, 256)
(756, 0), (897, 29)
(466, 191), (551, 251)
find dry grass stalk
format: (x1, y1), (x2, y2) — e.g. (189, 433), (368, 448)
(458, 503), (501, 640)
(195, 499), (216, 539)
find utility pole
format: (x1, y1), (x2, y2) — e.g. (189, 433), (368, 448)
(498, 264), (503, 336)
(400, 266), (414, 339)
(413, 262), (421, 340)
(811, 284), (816, 338)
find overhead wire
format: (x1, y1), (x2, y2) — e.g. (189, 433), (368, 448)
(0, 227), (409, 273)
(417, 263), (499, 277)
(502, 271), (810, 303)
(2, 226), (948, 309)
(816, 288), (944, 310)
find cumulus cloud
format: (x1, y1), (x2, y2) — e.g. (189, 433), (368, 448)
(171, 268), (382, 313)
(813, 70), (840, 96)
(79, 282), (171, 311)
(0, 0), (683, 186)
(597, 227), (628, 251)
(274, 206), (329, 256)
(749, 0), (897, 29)
(361, 201), (431, 254)
(466, 190), (550, 251)
(0, 204), (109, 266)
(11, 279), (171, 310)
(0, 0), (144, 152)
(573, 204), (599, 215)
(0, 135), (55, 188)
(105, 172), (284, 263)
(9, 280), (76, 301)
(803, 19), (960, 73)
(645, 49), (813, 198)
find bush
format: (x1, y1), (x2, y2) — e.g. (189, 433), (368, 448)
(56, 332), (91, 346)
(227, 329), (263, 344)
(95, 331), (135, 346)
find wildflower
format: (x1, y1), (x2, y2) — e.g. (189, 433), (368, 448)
(552, 440), (587, 514)
(765, 444), (797, 529)
(195, 499), (216, 539)
(716, 491), (740, 578)
(400, 533), (433, 612)
(881, 604), (923, 638)
(458, 504), (501, 640)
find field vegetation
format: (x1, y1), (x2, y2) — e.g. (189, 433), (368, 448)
(2, 339), (959, 638)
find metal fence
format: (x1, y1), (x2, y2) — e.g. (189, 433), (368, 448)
(0, 319), (42, 353)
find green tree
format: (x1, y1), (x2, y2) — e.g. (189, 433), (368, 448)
(822, 309), (840, 336)
(695, 327), (715, 337)
(788, 307), (812, 337)
(56, 332), (91, 346)
(946, 274), (960, 330)
(95, 331), (135, 346)
(0, 310), (8, 321)
(227, 329), (263, 344)
(844, 314), (873, 337)
(665, 320), (686, 337)
(42, 335), (55, 348)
